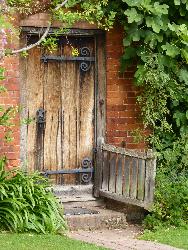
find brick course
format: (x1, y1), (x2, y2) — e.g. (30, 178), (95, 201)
(0, 54), (20, 166)
(0, 15), (146, 166)
(105, 27), (146, 149)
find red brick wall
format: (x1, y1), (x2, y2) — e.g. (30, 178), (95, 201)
(0, 54), (20, 167)
(0, 16), (146, 166)
(106, 28), (146, 149)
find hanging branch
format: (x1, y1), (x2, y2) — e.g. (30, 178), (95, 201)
(55, 0), (69, 11)
(11, 22), (51, 54)
(10, 0), (69, 55)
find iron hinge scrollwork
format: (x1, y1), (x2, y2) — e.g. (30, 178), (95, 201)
(81, 157), (93, 183)
(79, 47), (92, 72)
(41, 47), (94, 72)
(42, 157), (94, 184)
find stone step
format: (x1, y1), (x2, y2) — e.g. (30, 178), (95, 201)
(63, 199), (105, 208)
(52, 184), (105, 206)
(64, 206), (127, 231)
(59, 194), (97, 203)
(52, 184), (93, 197)
(53, 184), (127, 231)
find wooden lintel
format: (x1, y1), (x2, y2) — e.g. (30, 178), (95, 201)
(21, 27), (104, 36)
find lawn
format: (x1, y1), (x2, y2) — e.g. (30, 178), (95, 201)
(0, 233), (107, 250)
(140, 226), (188, 250)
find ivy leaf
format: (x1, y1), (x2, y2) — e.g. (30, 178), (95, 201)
(146, 17), (160, 33)
(124, 8), (143, 23)
(158, 54), (173, 67)
(123, 27), (142, 46)
(162, 43), (180, 57)
(122, 0), (142, 7)
(173, 111), (186, 127)
(168, 23), (178, 32)
(180, 6), (186, 16)
(134, 65), (146, 85)
(146, 16), (168, 33)
(172, 100), (179, 107)
(177, 1), (188, 10)
(181, 48), (188, 63)
(145, 31), (163, 48)
(174, 0), (180, 5)
(153, 2), (169, 15)
(123, 47), (137, 60)
(120, 47), (137, 71)
(179, 68), (188, 84)
(123, 38), (131, 47)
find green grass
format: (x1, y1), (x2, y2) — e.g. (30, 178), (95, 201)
(140, 226), (188, 250)
(0, 233), (107, 250)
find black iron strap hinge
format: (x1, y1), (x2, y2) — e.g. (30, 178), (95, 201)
(41, 47), (95, 72)
(43, 158), (93, 183)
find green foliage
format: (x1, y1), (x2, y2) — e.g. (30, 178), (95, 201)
(7, 0), (32, 5)
(53, 0), (116, 30)
(143, 134), (188, 228)
(144, 171), (188, 229)
(111, 0), (188, 228)
(42, 37), (58, 53)
(0, 157), (66, 233)
(0, 68), (5, 81)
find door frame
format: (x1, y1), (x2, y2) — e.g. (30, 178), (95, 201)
(20, 27), (106, 180)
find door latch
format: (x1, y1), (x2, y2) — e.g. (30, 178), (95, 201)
(36, 108), (46, 124)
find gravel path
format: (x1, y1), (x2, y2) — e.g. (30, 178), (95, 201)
(69, 225), (181, 250)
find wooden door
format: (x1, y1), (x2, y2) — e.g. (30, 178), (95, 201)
(21, 36), (95, 184)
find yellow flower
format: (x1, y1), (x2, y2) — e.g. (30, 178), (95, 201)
(72, 48), (79, 57)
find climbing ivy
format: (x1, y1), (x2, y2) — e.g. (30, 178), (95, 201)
(117, 0), (188, 228)
(107, 0), (188, 227)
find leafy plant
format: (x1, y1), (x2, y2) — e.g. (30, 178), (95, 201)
(0, 157), (66, 233)
(144, 171), (188, 229)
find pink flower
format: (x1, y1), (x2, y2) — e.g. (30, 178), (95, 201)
(0, 29), (6, 35)
(0, 29), (7, 47)
(2, 37), (7, 45)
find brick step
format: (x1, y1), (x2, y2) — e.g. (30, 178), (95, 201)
(64, 206), (127, 231)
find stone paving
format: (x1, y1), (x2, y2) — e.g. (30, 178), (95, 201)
(69, 225), (181, 250)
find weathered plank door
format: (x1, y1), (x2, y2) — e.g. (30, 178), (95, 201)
(21, 36), (95, 184)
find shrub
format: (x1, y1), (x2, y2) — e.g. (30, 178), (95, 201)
(0, 157), (66, 233)
(144, 169), (188, 230)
